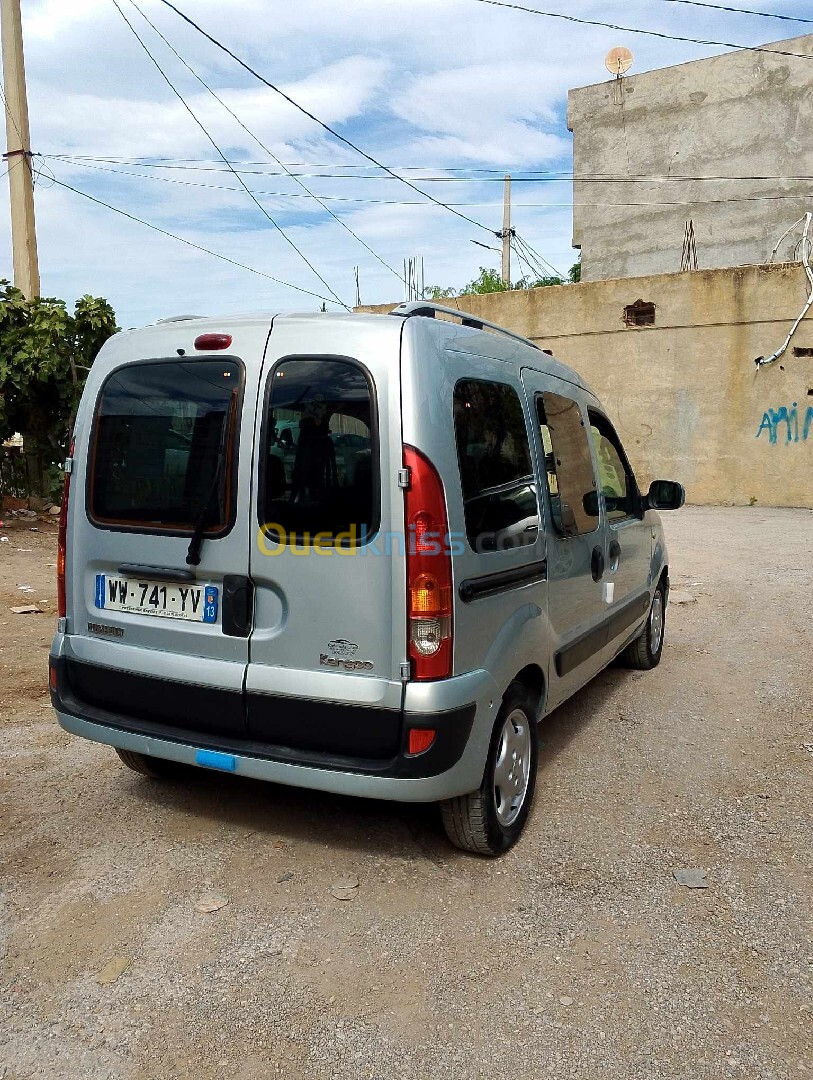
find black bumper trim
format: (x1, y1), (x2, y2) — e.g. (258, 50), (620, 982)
(50, 657), (475, 780)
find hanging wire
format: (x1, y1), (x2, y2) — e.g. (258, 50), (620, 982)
(124, 0), (404, 289)
(654, 0), (813, 25)
(513, 233), (565, 279)
(510, 235), (538, 283)
(756, 213), (813, 367)
(111, 0), (349, 309)
(48, 174), (342, 306)
(472, 0), (813, 61)
(155, 0), (496, 234)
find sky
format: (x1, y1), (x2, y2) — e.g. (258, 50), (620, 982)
(2, 0), (811, 326)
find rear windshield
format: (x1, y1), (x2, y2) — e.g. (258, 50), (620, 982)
(260, 357), (376, 545)
(89, 359), (241, 533)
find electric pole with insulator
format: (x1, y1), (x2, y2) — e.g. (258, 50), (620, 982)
(1, 0), (39, 298)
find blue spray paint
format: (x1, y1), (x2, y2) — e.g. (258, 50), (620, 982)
(756, 402), (813, 444)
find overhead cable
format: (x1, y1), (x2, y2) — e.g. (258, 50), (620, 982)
(43, 155), (813, 184)
(48, 175), (340, 305)
(471, 0), (813, 60)
(41, 156), (813, 209)
(510, 236), (538, 282)
(755, 212), (813, 367)
(111, 0), (348, 309)
(124, 0), (403, 287)
(155, 0), (494, 233)
(513, 232), (565, 279)
(655, 0), (813, 24)
(0, 82), (26, 147)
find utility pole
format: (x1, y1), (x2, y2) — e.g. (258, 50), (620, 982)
(1, 0), (39, 298)
(501, 174), (511, 289)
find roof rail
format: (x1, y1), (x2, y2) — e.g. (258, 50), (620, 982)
(390, 301), (540, 351)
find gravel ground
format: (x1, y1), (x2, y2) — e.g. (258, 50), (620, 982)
(0, 506), (811, 1080)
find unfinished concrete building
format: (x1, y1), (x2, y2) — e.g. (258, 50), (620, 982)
(567, 35), (813, 281)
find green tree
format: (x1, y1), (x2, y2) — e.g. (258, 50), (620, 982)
(460, 266), (508, 295)
(513, 273), (564, 289)
(422, 284), (457, 300)
(426, 260), (582, 298)
(0, 281), (118, 496)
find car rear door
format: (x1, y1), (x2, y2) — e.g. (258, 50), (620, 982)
(63, 322), (268, 740)
(245, 315), (407, 760)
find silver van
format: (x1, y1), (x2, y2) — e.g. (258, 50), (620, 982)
(50, 302), (684, 856)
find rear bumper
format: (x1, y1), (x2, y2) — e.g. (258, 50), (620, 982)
(49, 653), (499, 802)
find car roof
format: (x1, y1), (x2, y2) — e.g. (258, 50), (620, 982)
(105, 310), (593, 396)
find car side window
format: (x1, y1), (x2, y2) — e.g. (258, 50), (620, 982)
(536, 392), (599, 537)
(453, 379), (540, 552)
(588, 412), (637, 523)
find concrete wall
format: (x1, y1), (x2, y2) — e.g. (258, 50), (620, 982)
(360, 263), (813, 508)
(567, 36), (813, 282)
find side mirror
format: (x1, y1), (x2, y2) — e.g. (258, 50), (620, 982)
(646, 480), (685, 511)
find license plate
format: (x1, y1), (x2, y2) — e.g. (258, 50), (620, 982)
(95, 575), (218, 623)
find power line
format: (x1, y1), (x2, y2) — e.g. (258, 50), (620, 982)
(0, 82), (25, 148)
(471, 0), (813, 60)
(111, 0), (348, 309)
(42, 153), (581, 175)
(512, 234), (553, 278)
(124, 0), (404, 287)
(513, 232), (564, 278)
(41, 156), (813, 208)
(42, 155), (813, 184)
(155, 0), (495, 234)
(654, 0), (813, 24)
(510, 235), (540, 282)
(48, 175), (340, 305)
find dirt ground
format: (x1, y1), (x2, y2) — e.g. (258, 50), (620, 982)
(0, 506), (811, 1080)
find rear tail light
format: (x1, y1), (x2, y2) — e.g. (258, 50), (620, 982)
(403, 445), (452, 680)
(57, 440), (73, 619)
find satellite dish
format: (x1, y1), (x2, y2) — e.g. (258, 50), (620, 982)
(605, 46), (634, 76)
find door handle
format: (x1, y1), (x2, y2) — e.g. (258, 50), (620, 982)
(591, 546), (605, 582)
(608, 540), (621, 570)
(222, 574), (254, 637)
(117, 564), (196, 583)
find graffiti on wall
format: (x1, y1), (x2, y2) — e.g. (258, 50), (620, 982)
(755, 402), (813, 444)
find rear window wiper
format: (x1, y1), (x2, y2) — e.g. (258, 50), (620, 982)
(186, 398), (235, 567)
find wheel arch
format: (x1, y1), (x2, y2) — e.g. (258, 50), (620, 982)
(658, 564), (670, 596)
(510, 663), (546, 721)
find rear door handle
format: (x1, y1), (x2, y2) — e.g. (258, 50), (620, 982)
(117, 564), (196, 583)
(591, 545), (605, 582)
(222, 574), (254, 637)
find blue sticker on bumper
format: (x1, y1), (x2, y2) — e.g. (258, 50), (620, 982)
(195, 749), (237, 772)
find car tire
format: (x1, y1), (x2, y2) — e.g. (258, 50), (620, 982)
(440, 682), (539, 857)
(115, 747), (177, 778)
(620, 582), (666, 670)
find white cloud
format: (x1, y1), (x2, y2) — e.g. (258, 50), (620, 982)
(1, 0), (795, 323)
